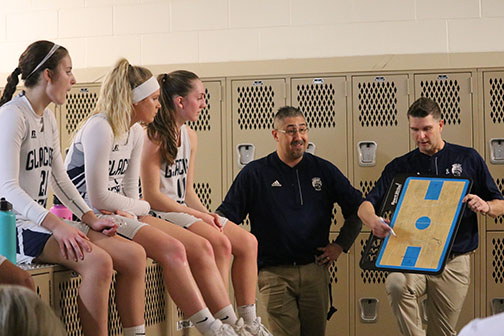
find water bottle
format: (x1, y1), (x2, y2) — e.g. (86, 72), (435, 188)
(0, 197), (16, 264)
(50, 195), (72, 221)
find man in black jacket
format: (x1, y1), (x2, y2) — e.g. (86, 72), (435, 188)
(218, 106), (363, 336)
(358, 97), (504, 336)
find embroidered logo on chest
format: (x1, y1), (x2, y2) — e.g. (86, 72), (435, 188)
(451, 163), (463, 176)
(312, 177), (322, 191)
(271, 180), (282, 187)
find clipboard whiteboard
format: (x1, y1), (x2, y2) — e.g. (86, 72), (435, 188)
(374, 176), (471, 274)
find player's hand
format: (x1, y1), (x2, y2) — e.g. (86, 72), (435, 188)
(91, 217), (118, 236)
(200, 213), (222, 231)
(316, 244), (343, 267)
(52, 222), (91, 262)
(87, 211), (118, 236)
(370, 216), (393, 238)
(463, 194), (490, 215)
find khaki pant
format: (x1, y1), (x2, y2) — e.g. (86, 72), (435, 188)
(258, 263), (329, 336)
(385, 254), (471, 336)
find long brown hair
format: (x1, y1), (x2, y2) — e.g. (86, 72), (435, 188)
(146, 70), (199, 165)
(0, 40), (68, 107)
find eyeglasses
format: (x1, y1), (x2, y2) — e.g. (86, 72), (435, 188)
(276, 127), (309, 136)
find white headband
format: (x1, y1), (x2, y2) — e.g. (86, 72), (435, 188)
(132, 76), (160, 103)
(27, 43), (60, 78)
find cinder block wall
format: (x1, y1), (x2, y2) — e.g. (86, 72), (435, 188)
(2, 0), (504, 83)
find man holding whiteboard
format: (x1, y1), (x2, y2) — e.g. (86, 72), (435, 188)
(358, 97), (504, 336)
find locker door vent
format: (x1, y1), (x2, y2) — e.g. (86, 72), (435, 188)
(419, 79), (461, 125)
(489, 78), (504, 124)
(194, 182), (212, 212)
(491, 237), (504, 284)
(493, 178), (504, 226)
(187, 88), (211, 131)
(329, 239), (339, 285)
(145, 262), (167, 326)
(65, 92), (98, 135)
(359, 180), (377, 198)
(359, 238), (388, 284)
(108, 273), (122, 335)
(236, 85), (275, 130)
(177, 306), (184, 319)
(58, 275), (83, 335)
(296, 83), (336, 128)
(330, 206), (338, 228)
(357, 81), (398, 128)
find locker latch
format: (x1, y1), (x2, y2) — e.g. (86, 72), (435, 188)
(306, 142), (316, 155)
(357, 141), (377, 167)
(236, 143), (255, 168)
(491, 298), (504, 315)
(489, 138), (504, 164)
(359, 297), (379, 323)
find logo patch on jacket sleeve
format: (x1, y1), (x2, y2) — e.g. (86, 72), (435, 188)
(312, 177), (322, 191)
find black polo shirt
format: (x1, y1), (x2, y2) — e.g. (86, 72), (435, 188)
(217, 152), (363, 270)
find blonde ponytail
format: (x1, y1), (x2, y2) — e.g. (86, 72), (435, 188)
(88, 58), (153, 139)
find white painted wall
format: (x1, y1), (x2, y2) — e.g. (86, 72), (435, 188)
(0, 0), (504, 76)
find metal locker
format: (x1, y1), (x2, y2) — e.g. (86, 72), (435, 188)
(291, 76), (348, 232)
(326, 232), (351, 336)
(354, 233), (401, 335)
(145, 260), (170, 336)
(483, 72), (504, 231)
(414, 72), (474, 149)
(53, 269), (84, 336)
(187, 80), (224, 212)
(231, 78), (287, 177)
(53, 259), (169, 336)
(352, 75), (411, 231)
(59, 84), (100, 158)
(24, 264), (54, 306)
(486, 233), (504, 317)
(230, 78), (287, 232)
(166, 298), (193, 335)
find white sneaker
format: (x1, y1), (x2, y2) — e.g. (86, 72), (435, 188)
(245, 317), (273, 336)
(232, 318), (253, 336)
(205, 319), (239, 336)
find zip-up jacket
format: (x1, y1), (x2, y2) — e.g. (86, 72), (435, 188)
(366, 142), (503, 254)
(217, 152), (363, 270)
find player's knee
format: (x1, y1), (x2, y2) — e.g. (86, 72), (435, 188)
(83, 248), (114, 282)
(121, 242), (147, 274)
(160, 239), (188, 268)
(211, 234), (232, 260)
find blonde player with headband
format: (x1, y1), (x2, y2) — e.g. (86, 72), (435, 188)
(65, 58), (246, 336)
(0, 41), (148, 336)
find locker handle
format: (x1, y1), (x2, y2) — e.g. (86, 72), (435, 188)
(236, 143), (255, 169)
(357, 141), (377, 167)
(489, 138), (504, 164)
(491, 298), (504, 315)
(359, 297), (379, 323)
(306, 142), (316, 155)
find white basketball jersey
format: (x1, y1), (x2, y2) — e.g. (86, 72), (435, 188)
(159, 125), (191, 204)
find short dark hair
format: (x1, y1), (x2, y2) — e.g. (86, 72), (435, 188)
(407, 97), (442, 120)
(274, 106), (304, 128)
